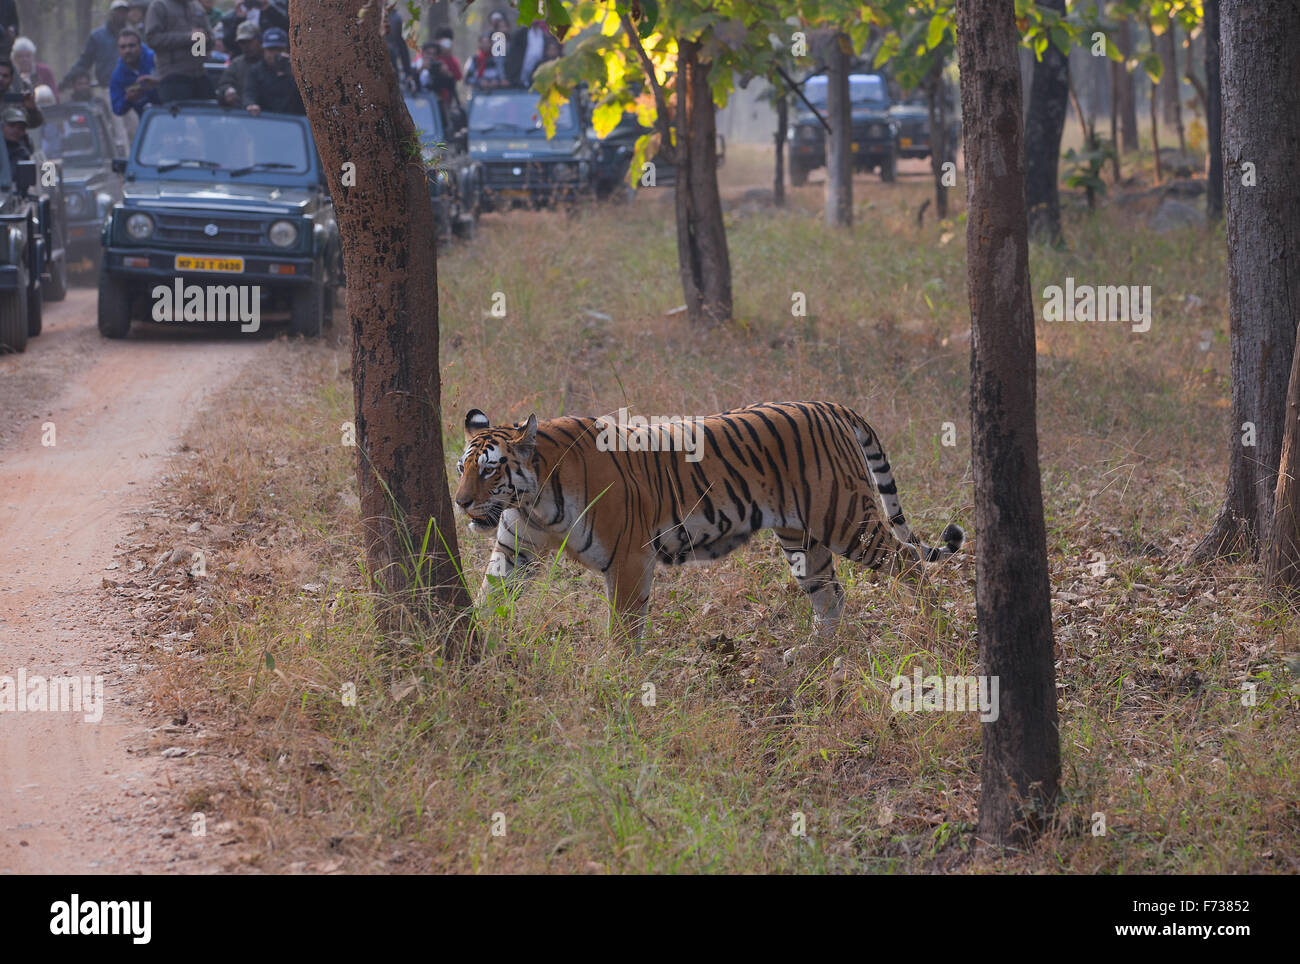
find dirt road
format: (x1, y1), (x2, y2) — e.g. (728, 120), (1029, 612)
(0, 286), (269, 873)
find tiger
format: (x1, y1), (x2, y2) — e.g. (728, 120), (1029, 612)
(453, 400), (963, 639)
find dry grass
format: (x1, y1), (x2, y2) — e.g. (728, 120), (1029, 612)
(136, 144), (1300, 873)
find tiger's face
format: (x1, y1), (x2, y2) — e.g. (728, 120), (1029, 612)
(454, 409), (539, 533)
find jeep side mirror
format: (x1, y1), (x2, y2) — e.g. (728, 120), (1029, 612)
(14, 159), (36, 192)
(112, 158), (127, 174)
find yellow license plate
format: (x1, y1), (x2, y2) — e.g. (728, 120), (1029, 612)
(175, 255), (244, 273)
(900, 137), (912, 148)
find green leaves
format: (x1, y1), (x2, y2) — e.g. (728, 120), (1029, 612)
(1142, 50), (1163, 83)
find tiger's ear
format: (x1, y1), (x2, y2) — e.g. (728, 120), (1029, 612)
(465, 409), (491, 435)
(513, 414), (538, 455)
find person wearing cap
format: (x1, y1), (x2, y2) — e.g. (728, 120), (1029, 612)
(216, 20), (261, 107)
(109, 26), (159, 117)
(144, 0), (214, 103)
(243, 27), (302, 116)
(3, 104), (31, 168)
(65, 1), (131, 89)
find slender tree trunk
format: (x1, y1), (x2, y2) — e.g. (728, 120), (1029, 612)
(1109, 60), (1121, 182)
(1024, 0), (1069, 244)
(1268, 331), (1300, 591)
(1157, 24), (1180, 130)
(1195, 0), (1300, 562)
(1148, 45), (1162, 184)
(1116, 18), (1139, 153)
(1205, 0), (1223, 222)
(956, 0), (1060, 848)
(774, 88), (787, 207)
(926, 55), (949, 220)
(824, 32), (852, 228)
(673, 38), (732, 327)
(289, 0), (472, 633)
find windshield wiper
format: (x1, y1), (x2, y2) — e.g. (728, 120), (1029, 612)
(155, 158), (222, 172)
(229, 161), (298, 177)
(474, 122), (533, 133)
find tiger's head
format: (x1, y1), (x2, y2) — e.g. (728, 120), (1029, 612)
(454, 409), (539, 533)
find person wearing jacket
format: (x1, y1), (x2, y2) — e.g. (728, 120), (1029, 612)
(0, 0), (17, 59)
(67, 1), (133, 89)
(244, 28), (302, 116)
(109, 27), (159, 117)
(216, 19), (260, 107)
(144, 0), (213, 103)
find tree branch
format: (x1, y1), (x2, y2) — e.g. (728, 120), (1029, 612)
(620, 13), (678, 165)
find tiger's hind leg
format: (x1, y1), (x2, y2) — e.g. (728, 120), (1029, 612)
(774, 527), (844, 641)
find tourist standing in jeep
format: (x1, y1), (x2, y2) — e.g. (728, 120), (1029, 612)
(145, 0), (215, 103)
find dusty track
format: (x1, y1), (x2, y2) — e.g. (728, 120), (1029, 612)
(0, 285), (270, 872)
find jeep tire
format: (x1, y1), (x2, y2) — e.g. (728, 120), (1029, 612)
(97, 272), (132, 338)
(0, 287), (28, 352)
(291, 281), (324, 337)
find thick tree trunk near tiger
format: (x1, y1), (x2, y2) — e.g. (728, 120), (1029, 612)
(955, 0), (1060, 848)
(674, 38), (732, 327)
(824, 32), (852, 228)
(1023, 0), (1068, 245)
(1205, 0), (1223, 222)
(1115, 19), (1139, 154)
(1193, 0), (1300, 563)
(290, 0), (472, 633)
(774, 88), (787, 207)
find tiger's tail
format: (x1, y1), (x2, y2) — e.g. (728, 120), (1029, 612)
(844, 407), (964, 563)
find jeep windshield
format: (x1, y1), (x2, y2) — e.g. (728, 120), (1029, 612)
(39, 108), (106, 167)
(135, 111), (311, 176)
(404, 95), (447, 161)
(470, 93), (578, 136)
(803, 75), (889, 109)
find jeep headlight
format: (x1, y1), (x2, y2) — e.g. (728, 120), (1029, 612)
(125, 212), (154, 240)
(65, 191), (87, 217)
(268, 219), (298, 248)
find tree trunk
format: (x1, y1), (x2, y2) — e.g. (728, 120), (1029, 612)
(926, 55), (949, 220)
(674, 38), (732, 327)
(1148, 34), (1162, 185)
(1157, 24), (1179, 129)
(1205, 0), (1224, 222)
(1109, 58), (1121, 182)
(289, 0), (472, 634)
(422, 0), (450, 44)
(1115, 18), (1139, 153)
(955, 0), (1060, 848)
(774, 87), (787, 207)
(1195, 0), (1300, 562)
(1268, 329), (1300, 591)
(824, 32), (852, 228)
(1024, 0), (1069, 244)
